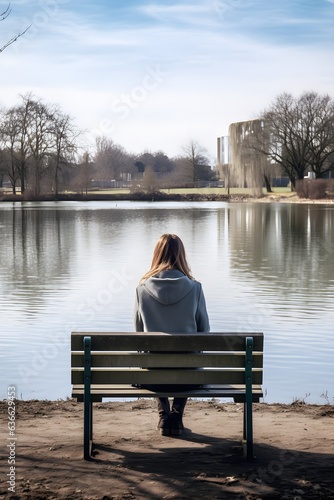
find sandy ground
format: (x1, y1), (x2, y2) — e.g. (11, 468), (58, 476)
(1, 399), (334, 499)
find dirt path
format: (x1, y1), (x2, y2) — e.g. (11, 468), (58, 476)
(1, 399), (334, 499)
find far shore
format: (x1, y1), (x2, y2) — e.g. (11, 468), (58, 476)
(1, 188), (334, 204)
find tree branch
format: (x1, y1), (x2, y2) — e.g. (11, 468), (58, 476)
(0, 25), (30, 53)
(1, 3), (30, 54)
(1, 4), (11, 21)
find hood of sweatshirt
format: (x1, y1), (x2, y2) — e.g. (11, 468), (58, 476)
(142, 269), (196, 305)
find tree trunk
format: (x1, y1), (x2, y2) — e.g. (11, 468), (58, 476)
(263, 174), (272, 193)
(55, 167), (59, 198)
(20, 170), (25, 194)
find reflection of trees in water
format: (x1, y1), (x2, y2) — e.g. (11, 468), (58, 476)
(3, 203), (332, 319)
(4, 209), (74, 315)
(1, 205), (214, 318)
(228, 204), (334, 295)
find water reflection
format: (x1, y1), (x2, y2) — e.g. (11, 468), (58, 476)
(0, 201), (333, 403)
(227, 203), (334, 307)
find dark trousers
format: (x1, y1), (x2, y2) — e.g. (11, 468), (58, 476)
(157, 396), (187, 416)
(144, 384), (201, 416)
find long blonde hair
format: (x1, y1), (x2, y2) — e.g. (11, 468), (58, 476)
(140, 234), (193, 283)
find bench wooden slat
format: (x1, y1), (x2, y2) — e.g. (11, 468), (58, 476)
(72, 383), (263, 400)
(71, 352), (264, 369)
(71, 368), (263, 385)
(71, 332), (264, 351)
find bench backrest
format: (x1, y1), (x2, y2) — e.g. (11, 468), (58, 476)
(71, 332), (264, 387)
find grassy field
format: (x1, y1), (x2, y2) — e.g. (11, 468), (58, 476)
(85, 186), (293, 196)
(161, 187), (293, 195)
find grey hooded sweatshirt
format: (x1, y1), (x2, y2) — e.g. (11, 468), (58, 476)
(135, 269), (210, 333)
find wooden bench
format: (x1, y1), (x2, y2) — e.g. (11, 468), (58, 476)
(71, 332), (264, 460)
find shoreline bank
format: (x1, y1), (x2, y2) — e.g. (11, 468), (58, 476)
(1, 191), (334, 203)
(1, 399), (333, 499)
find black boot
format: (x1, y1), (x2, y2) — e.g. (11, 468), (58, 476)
(157, 398), (172, 436)
(171, 398), (187, 436)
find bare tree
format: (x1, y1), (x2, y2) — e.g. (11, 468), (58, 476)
(22, 95), (57, 196)
(0, 107), (19, 193)
(300, 92), (334, 178)
(74, 151), (93, 195)
(170, 156), (193, 186)
(94, 136), (133, 182)
(257, 91), (334, 186)
(182, 140), (213, 184)
(0, 101), (31, 194)
(0, 93), (82, 197)
(0, 147), (6, 186)
(142, 165), (157, 192)
(50, 110), (80, 197)
(1, 4), (30, 54)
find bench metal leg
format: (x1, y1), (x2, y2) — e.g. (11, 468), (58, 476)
(90, 402), (93, 441)
(244, 337), (254, 459)
(243, 401), (246, 440)
(84, 336), (92, 460)
(84, 399), (92, 460)
(243, 401), (253, 459)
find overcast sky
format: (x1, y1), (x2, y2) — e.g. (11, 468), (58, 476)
(1, 0), (334, 162)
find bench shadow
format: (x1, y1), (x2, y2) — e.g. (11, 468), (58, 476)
(16, 436), (334, 499)
(90, 430), (334, 498)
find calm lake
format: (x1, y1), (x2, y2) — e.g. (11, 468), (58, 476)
(1, 200), (333, 404)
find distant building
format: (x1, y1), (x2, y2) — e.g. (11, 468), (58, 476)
(216, 136), (229, 182)
(217, 136), (229, 165)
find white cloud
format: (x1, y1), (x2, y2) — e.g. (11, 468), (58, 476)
(138, 2), (210, 18)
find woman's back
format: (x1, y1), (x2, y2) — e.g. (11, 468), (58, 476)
(135, 269), (209, 333)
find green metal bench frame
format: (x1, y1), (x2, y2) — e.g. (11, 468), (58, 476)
(71, 332), (264, 460)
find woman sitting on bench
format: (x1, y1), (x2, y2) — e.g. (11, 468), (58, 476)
(134, 233), (210, 436)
